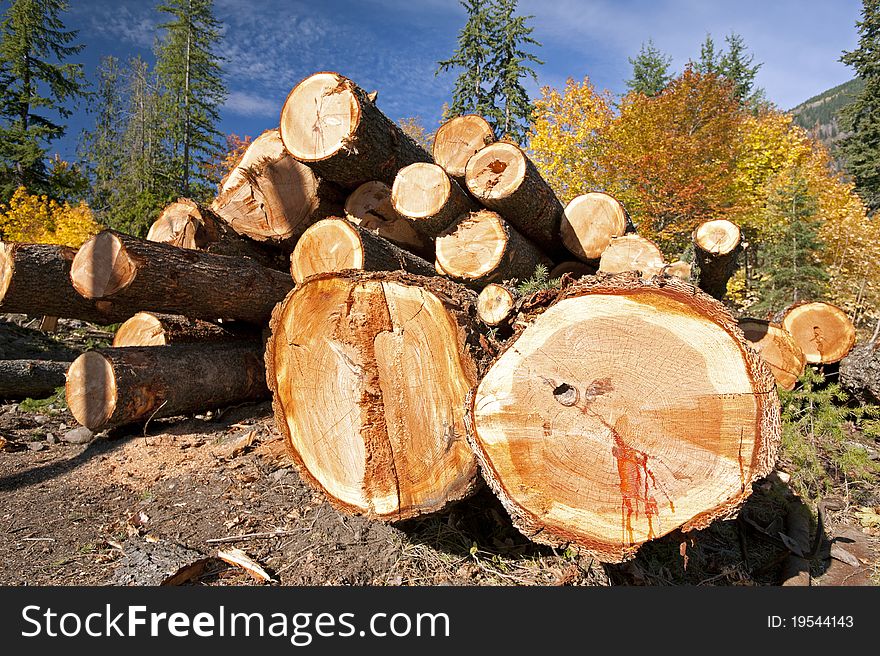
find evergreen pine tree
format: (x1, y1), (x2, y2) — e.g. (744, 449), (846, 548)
(487, 0), (543, 144)
(718, 32), (765, 108)
(154, 0), (226, 200)
(752, 172), (829, 314)
(625, 39), (672, 96)
(436, 0), (496, 119)
(0, 0), (86, 202)
(695, 33), (720, 75)
(79, 56), (125, 222)
(839, 0), (880, 213)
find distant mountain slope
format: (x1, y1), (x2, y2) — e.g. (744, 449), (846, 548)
(789, 78), (863, 150)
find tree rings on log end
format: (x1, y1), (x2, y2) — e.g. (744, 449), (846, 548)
(477, 284), (516, 326)
(598, 234), (665, 278)
(0, 242), (13, 301)
(435, 210), (508, 282)
(739, 319), (806, 391)
(433, 114), (495, 180)
(465, 141), (528, 201)
(693, 219), (741, 255)
(561, 192), (629, 261)
(391, 163), (453, 220)
(66, 351), (117, 430)
(266, 272), (480, 521)
(280, 72), (361, 162)
(467, 273), (780, 562)
(71, 231), (138, 299)
(290, 218), (364, 283)
(781, 301), (856, 364)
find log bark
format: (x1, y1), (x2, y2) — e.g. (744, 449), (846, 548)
(738, 319), (806, 392)
(464, 141), (564, 256)
(0, 242), (132, 325)
(70, 231), (294, 325)
(435, 210), (552, 288)
(477, 283), (518, 326)
(344, 180), (432, 258)
(550, 261), (597, 280)
(598, 234), (666, 278)
(65, 342), (269, 431)
(466, 272), (781, 563)
(780, 301), (856, 365)
(147, 198), (283, 269)
(112, 312), (256, 347)
(210, 129), (345, 248)
(391, 162), (478, 237)
(432, 114), (495, 183)
(839, 341), (880, 404)
(265, 271), (482, 521)
(279, 72), (432, 188)
(693, 219), (742, 300)
(560, 192), (634, 261)
(289, 217), (436, 284)
(0, 359), (69, 399)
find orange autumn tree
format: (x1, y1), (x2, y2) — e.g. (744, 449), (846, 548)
(529, 77), (614, 203)
(205, 133), (253, 187)
(601, 68), (743, 254)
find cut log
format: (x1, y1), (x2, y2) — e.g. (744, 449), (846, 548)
(279, 72), (432, 188)
(266, 271), (481, 521)
(344, 180), (431, 258)
(391, 162), (478, 237)
(840, 341), (880, 404)
(464, 141), (564, 255)
(738, 319), (806, 392)
(211, 129), (345, 248)
(560, 192), (633, 261)
(147, 198), (282, 268)
(112, 312), (255, 347)
(289, 217), (435, 284)
(65, 342), (269, 431)
(598, 234), (665, 278)
(693, 219), (742, 300)
(70, 231), (293, 325)
(432, 114), (495, 183)
(477, 283), (518, 326)
(466, 273), (780, 563)
(550, 261), (597, 280)
(0, 242), (132, 325)
(780, 302), (856, 365)
(665, 260), (693, 282)
(0, 359), (69, 400)
(435, 210), (552, 288)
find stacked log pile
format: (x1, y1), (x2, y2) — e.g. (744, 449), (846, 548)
(3, 69), (868, 563)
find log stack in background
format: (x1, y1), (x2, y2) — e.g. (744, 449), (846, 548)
(23, 69), (879, 566)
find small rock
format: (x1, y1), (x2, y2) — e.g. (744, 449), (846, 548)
(270, 467), (291, 483)
(33, 415), (49, 425)
(45, 433), (56, 444)
(27, 441), (46, 451)
(58, 422), (67, 430)
(62, 426), (94, 444)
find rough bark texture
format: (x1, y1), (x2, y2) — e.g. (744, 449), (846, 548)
(344, 180), (432, 258)
(464, 142), (564, 257)
(780, 301), (857, 365)
(279, 72), (432, 188)
(112, 312), (256, 347)
(66, 342), (269, 431)
(0, 242), (133, 325)
(0, 359), (69, 399)
(435, 210), (552, 288)
(738, 319), (806, 392)
(70, 231), (294, 325)
(265, 271), (483, 522)
(432, 114), (495, 183)
(112, 539), (212, 586)
(391, 162), (478, 237)
(211, 129), (345, 249)
(466, 272), (781, 563)
(840, 341), (880, 404)
(693, 219), (742, 300)
(560, 192), (635, 261)
(147, 198), (284, 269)
(289, 217), (436, 284)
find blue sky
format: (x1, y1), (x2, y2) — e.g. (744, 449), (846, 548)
(33, 0), (865, 159)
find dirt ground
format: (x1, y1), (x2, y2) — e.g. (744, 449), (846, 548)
(1, 316), (878, 587)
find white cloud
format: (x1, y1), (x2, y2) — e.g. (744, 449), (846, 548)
(224, 91), (280, 118)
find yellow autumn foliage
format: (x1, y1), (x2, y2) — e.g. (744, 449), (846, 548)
(0, 186), (102, 248)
